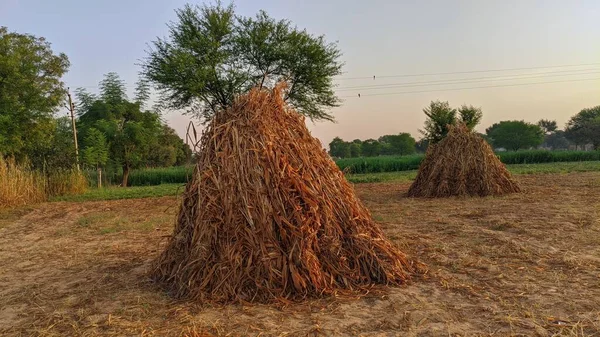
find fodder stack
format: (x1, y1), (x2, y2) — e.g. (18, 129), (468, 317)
(407, 123), (520, 198)
(151, 85), (414, 303)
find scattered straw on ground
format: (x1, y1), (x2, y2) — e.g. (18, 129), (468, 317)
(408, 124), (521, 198)
(151, 85), (416, 303)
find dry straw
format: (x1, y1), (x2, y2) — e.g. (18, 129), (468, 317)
(407, 123), (521, 198)
(0, 156), (46, 208)
(151, 85), (415, 303)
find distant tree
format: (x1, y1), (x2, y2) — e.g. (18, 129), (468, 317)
(82, 128), (108, 187)
(77, 73), (162, 186)
(415, 138), (429, 153)
(420, 100), (457, 143)
(564, 106), (600, 149)
(148, 125), (192, 167)
(0, 27), (70, 163)
(485, 121), (544, 151)
(544, 130), (571, 150)
(349, 142), (361, 157)
(458, 105), (483, 130)
(379, 133), (416, 156)
(537, 119), (558, 135)
(361, 139), (381, 157)
(143, 3), (343, 123)
(328, 137), (350, 158)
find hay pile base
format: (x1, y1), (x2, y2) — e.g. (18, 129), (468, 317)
(151, 85), (414, 303)
(407, 124), (521, 198)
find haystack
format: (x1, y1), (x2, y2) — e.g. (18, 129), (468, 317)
(151, 85), (414, 303)
(407, 124), (520, 198)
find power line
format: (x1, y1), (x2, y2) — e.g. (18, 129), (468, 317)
(341, 77), (600, 98)
(334, 62), (600, 80)
(336, 69), (600, 92)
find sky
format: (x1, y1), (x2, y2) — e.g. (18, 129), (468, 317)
(1, 0), (599, 147)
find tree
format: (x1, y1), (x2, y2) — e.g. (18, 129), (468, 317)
(143, 3), (343, 123)
(565, 106), (600, 149)
(420, 101), (457, 143)
(349, 142), (361, 157)
(415, 138), (429, 153)
(537, 119), (558, 135)
(361, 139), (381, 157)
(77, 73), (161, 186)
(378, 133), (416, 156)
(485, 121), (544, 151)
(544, 130), (571, 150)
(148, 125), (192, 167)
(0, 27), (70, 162)
(458, 105), (483, 130)
(328, 137), (350, 158)
(82, 128), (108, 187)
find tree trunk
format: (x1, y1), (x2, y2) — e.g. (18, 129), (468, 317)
(122, 164), (130, 187)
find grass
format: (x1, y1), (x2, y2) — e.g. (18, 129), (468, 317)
(50, 183), (184, 202)
(49, 161), (600, 202)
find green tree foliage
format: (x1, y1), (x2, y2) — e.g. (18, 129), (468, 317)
(537, 119), (558, 134)
(148, 125), (192, 167)
(77, 73), (161, 186)
(328, 137), (350, 158)
(543, 130), (571, 150)
(82, 128), (108, 187)
(415, 138), (429, 153)
(565, 106), (600, 149)
(0, 27), (70, 161)
(420, 101), (457, 143)
(361, 139), (381, 157)
(485, 121), (544, 151)
(143, 3), (343, 123)
(458, 105), (483, 130)
(349, 142), (361, 158)
(378, 133), (416, 156)
(420, 101), (483, 144)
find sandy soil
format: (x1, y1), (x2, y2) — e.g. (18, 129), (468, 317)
(1, 172), (599, 336)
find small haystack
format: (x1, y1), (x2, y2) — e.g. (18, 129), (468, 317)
(407, 124), (520, 198)
(151, 85), (414, 303)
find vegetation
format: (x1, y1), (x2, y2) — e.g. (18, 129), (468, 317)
(419, 101), (482, 143)
(337, 150), (599, 174)
(565, 105), (600, 149)
(76, 73), (191, 186)
(0, 27), (74, 169)
(51, 183), (183, 202)
(347, 161), (600, 184)
(0, 157), (45, 208)
(329, 133), (417, 158)
(0, 157), (87, 208)
(143, 3), (343, 123)
(486, 120), (544, 150)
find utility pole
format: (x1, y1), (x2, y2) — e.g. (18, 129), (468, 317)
(67, 88), (80, 171)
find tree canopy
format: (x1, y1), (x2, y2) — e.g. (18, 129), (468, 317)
(565, 106), (600, 149)
(143, 3), (343, 123)
(485, 120), (544, 151)
(419, 101), (483, 143)
(0, 27), (70, 161)
(77, 73), (163, 186)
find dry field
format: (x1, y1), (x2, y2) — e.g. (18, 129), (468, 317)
(1, 172), (599, 336)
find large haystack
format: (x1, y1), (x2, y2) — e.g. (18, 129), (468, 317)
(151, 85), (414, 303)
(407, 124), (520, 198)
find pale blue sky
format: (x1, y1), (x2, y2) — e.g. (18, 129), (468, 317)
(1, 0), (599, 146)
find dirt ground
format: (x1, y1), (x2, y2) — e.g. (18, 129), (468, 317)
(1, 172), (599, 336)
